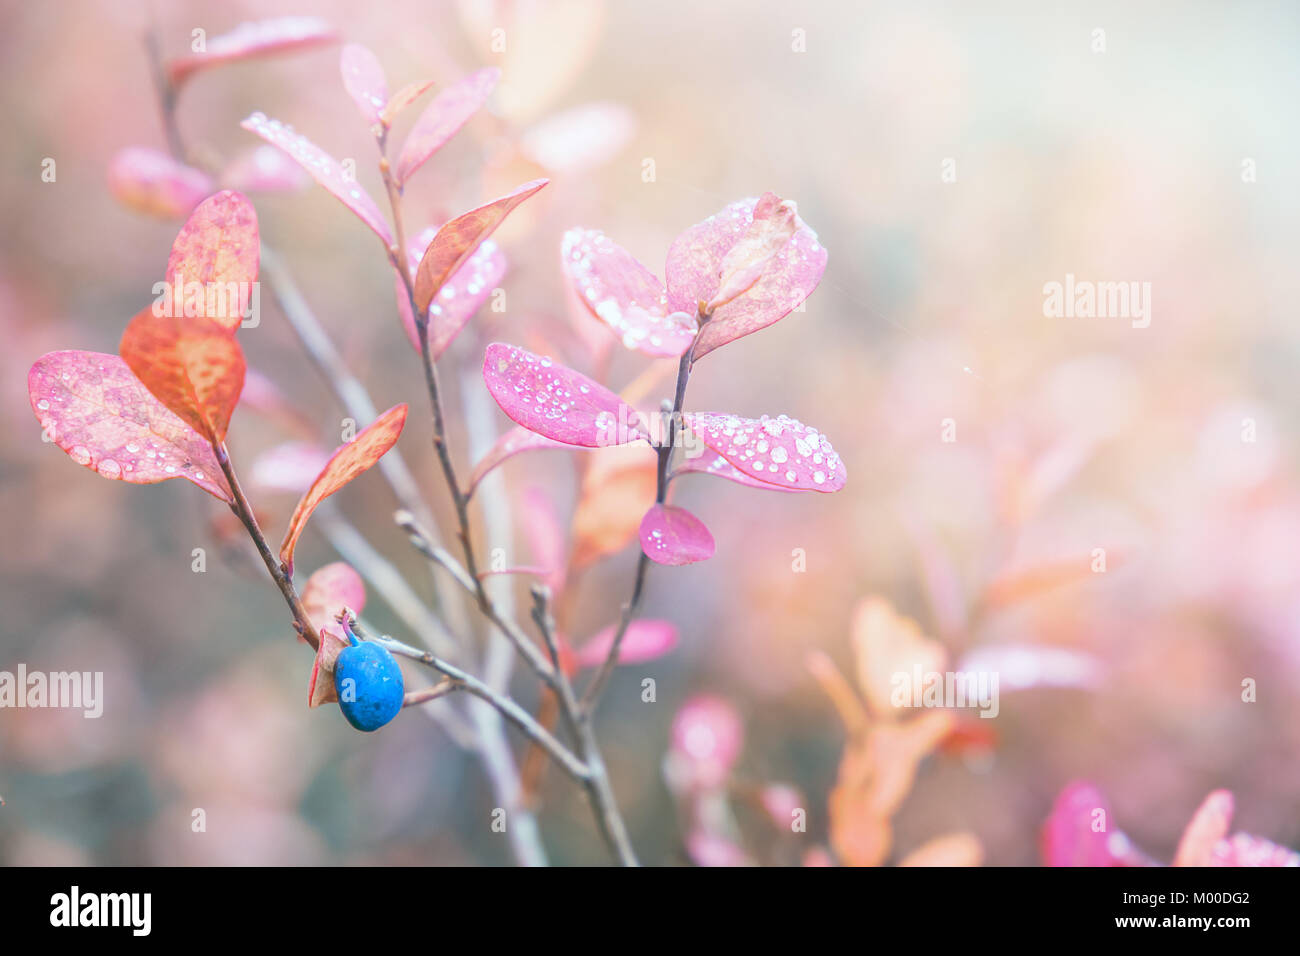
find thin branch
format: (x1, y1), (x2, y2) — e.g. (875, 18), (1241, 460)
(356, 623), (590, 782)
(214, 442), (319, 650)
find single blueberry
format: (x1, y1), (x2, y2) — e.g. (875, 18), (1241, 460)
(334, 638), (404, 732)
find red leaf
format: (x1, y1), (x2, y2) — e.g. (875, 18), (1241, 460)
(107, 147), (213, 220)
(638, 503), (714, 565)
(673, 451), (803, 492)
(395, 68), (500, 185)
(279, 404), (408, 571)
(241, 112), (392, 246)
(413, 180), (546, 316)
(28, 350), (232, 501)
(561, 228), (696, 357)
(683, 412), (846, 492)
(398, 226), (506, 357)
(482, 343), (645, 447)
(665, 193), (827, 359)
(340, 44), (388, 128)
(119, 307), (246, 444)
(164, 190), (260, 333)
(302, 561), (367, 637)
(576, 619), (678, 668)
(167, 16), (338, 88)
(380, 79), (435, 128)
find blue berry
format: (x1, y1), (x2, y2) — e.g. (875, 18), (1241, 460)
(334, 635), (404, 732)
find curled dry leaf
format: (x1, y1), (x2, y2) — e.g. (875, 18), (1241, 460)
(301, 562), (367, 637)
(167, 16), (339, 88)
(279, 404), (408, 572)
(395, 67), (500, 185)
(164, 190), (260, 333)
(307, 622), (352, 708)
(665, 193), (827, 360)
(397, 226), (506, 357)
(241, 112), (392, 246)
(340, 44), (388, 128)
(119, 307), (246, 444)
(575, 619), (679, 669)
(684, 412), (846, 492)
(28, 351), (232, 501)
(571, 443), (657, 567)
(561, 228), (696, 358)
(851, 597), (948, 719)
(107, 147), (214, 220)
(413, 179), (547, 315)
(482, 342), (646, 447)
(220, 144), (310, 193)
(638, 503), (715, 566)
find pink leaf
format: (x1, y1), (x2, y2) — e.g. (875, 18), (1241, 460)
(665, 194), (827, 360)
(395, 68), (500, 185)
(241, 112), (392, 246)
(1173, 790), (1235, 867)
(673, 451), (803, 492)
(413, 179), (546, 315)
(1040, 782), (1153, 867)
(301, 562), (366, 637)
(683, 412), (846, 492)
(668, 695), (743, 791)
(340, 44), (388, 128)
(482, 343), (646, 447)
(1207, 833), (1300, 867)
(465, 425), (576, 496)
(638, 503), (714, 565)
(167, 16), (339, 88)
(107, 147), (214, 220)
(397, 226), (506, 357)
(575, 619), (678, 669)
(220, 145), (310, 193)
(28, 351), (232, 502)
(561, 228), (696, 357)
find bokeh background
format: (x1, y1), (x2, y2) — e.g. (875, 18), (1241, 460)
(2, 0), (1299, 865)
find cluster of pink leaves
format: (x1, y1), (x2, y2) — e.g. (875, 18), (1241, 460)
(28, 192), (408, 605)
(1042, 781), (1300, 867)
(477, 193), (843, 566)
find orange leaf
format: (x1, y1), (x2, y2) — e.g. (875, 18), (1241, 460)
(413, 179), (547, 316)
(279, 404), (408, 571)
(164, 190), (260, 333)
(851, 597), (948, 719)
(119, 306), (246, 444)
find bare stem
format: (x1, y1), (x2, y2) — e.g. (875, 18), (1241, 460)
(214, 442), (319, 650)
